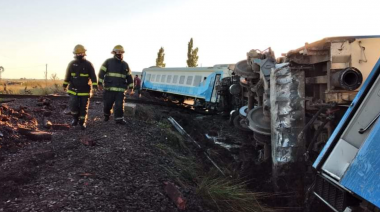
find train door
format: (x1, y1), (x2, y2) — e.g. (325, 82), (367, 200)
(210, 74), (221, 103)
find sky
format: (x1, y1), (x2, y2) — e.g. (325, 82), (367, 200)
(0, 0), (379, 79)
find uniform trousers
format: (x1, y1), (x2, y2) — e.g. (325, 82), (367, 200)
(69, 95), (90, 121)
(103, 90), (125, 121)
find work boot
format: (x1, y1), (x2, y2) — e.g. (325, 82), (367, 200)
(115, 119), (127, 125)
(104, 115), (109, 122)
(79, 120), (86, 130)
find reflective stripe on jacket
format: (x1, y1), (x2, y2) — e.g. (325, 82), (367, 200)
(98, 57), (133, 92)
(63, 59), (97, 96)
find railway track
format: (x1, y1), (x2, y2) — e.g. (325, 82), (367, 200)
(0, 94), (214, 114)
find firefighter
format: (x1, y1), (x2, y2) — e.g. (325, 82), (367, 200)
(98, 45), (133, 125)
(63, 44), (97, 130)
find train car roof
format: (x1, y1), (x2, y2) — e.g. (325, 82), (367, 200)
(287, 35), (380, 55)
(143, 64), (233, 72)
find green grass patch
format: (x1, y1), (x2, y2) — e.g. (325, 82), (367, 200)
(157, 119), (172, 129)
(156, 122), (272, 212)
(164, 129), (188, 151)
(197, 176), (271, 212)
(156, 140), (199, 185)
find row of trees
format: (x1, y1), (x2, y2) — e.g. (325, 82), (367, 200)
(155, 38), (199, 68)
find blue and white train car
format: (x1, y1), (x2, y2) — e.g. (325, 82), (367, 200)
(313, 57), (380, 211)
(141, 65), (232, 108)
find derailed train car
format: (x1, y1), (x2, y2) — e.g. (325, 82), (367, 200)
(229, 36), (380, 211)
(141, 65), (232, 110)
(141, 36), (380, 211)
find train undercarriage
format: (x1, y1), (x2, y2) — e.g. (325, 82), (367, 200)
(215, 36), (380, 210)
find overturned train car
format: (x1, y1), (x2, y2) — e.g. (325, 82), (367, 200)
(140, 36), (380, 211)
(228, 36), (380, 211)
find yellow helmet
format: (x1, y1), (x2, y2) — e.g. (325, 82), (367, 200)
(73, 44), (86, 55)
(112, 45), (125, 54)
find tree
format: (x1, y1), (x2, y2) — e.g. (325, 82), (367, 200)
(156, 47), (166, 67)
(186, 38), (199, 67)
(50, 73), (59, 81)
(50, 73), (60, 93)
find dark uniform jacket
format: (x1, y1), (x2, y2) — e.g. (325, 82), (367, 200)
(98, 57), (133, 92)
(63, 59), (97, 96)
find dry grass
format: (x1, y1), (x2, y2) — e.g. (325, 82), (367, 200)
(156, 120), (272, 212)
(156, 123), (200, 187)
(0, 79), (65, 95)
(197, 176), (272, 212)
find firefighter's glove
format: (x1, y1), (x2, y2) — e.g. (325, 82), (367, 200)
(92, 85), (98, 91)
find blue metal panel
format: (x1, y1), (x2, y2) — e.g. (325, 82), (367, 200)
(142, 72), (220, 102)
(340, 119), (380, 208)
(141, 71), (146, 87)
(313, 58), (380, 168)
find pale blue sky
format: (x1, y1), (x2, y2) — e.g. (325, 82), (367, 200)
(0, 0), (379, 79)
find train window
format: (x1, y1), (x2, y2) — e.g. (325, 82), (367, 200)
(161, 75), (166, 83)
(151, 74), (156, 82)
(186, 76), (193, 85)
(179, 76), (185, 84)
(146, 74), (151, 82)
(167, 75), (172, 83)
(193, 75), (202, 86)
(173, 75), (179, 84)
(156, 74), (161, 82)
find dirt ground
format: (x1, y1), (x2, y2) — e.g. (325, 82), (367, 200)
(0, 97), (214, 212)
(0, 93), (332, 212)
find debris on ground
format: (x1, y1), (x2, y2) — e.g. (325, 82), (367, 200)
(0, 97), (67, 147)
(164, 182), (187, 210)
(0, 92), (287, 211)
(17, 127), (52, 141)
(0, 97), (214, 211)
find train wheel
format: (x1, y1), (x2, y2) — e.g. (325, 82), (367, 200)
(233, 115), (251, 132)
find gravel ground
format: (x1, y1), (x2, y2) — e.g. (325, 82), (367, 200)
(0, 98), (213, 212)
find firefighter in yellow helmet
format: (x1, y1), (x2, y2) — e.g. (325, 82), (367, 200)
(98, 45), (133, 124)
(63, 44), (97, 130)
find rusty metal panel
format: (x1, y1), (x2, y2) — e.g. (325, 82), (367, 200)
(288, 54), (330, 64)
(270, 64), (305, 190)
(331, 63), (349, 69)
(325, 91), (358, 103)
(331, 41), (352, 64)
(306, 75), (328, 84)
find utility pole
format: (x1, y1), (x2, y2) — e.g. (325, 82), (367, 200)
(0, 66), (4, 83)
(45, 64), (48, 88)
